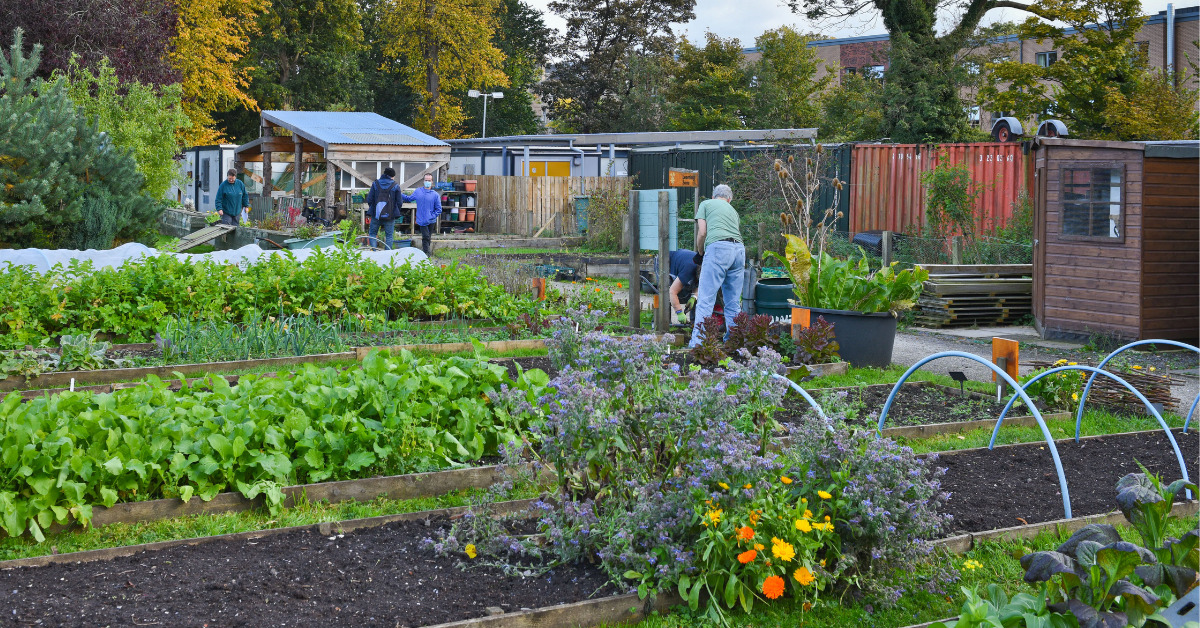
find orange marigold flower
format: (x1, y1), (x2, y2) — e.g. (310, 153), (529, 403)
(754, 543), (764, 551)
(737, 526), (755, 541)
(803, 602), (813, 611)
(794, 566), (815, 586)
(744, 483), (753, 489)
(737, 550), (757, 564)
(762, 575), (785, 599)
(780, 476), (793, 484)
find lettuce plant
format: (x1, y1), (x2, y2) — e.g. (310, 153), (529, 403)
(691, 315), (728, 367)
(724, 312), (777, 358)
(793, 316), (840, 365)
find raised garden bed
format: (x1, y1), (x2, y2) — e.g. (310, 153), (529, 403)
(934, 428), (1198, 535)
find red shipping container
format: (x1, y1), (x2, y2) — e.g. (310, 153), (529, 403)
(848, 143), (1033, 235)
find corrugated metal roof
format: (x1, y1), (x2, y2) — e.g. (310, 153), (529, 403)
(261, 111), (449, 148)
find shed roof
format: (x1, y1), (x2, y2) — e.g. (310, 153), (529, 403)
(261, 111), (449, 149)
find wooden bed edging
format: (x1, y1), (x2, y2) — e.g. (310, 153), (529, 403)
(79, 464), (525, 530)
(931, 501), (1198, 555)
(424, 592), (684, 628)
(0, 498), (538, 570)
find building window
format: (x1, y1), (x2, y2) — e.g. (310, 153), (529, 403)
(842, 67), (857, 77)
(200, 158), (211, 191)
(967, 105), (981, 128)
(1036, 51), (1058, 67)
(1133, 40), (1150, 65)
(965, 62), (981, 76)
(1061, 164), (1124, 240)
(863, 65), (885, 79)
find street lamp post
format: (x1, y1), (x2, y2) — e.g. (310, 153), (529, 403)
(467, 90), (504, 138)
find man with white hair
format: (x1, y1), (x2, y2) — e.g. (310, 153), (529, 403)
(689, 183), (745, 348)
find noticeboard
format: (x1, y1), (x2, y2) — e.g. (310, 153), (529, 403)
(668, 168), (698, 188)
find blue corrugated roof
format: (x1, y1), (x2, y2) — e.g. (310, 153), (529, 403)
(261, 111), (449, 148)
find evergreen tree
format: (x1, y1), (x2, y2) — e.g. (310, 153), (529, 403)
(0, 30), (153, 249)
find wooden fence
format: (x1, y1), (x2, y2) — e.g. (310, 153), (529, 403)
(449, 175), (631, 236)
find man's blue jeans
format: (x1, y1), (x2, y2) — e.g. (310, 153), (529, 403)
(368, 218), (396, 249)
(689, 240), (745, 348)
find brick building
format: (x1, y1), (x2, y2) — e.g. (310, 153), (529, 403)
(742, 5), (1199, 132)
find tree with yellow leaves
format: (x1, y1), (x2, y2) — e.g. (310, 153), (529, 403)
(170, 0), (260, 144)
(383, 0), (509, 138)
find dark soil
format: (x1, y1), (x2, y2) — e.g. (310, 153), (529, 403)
(0, 518), (614, 628)
(937, 428), (1200, 534)
(773, 383), (1029, 429)
(497, 356), (559, 381)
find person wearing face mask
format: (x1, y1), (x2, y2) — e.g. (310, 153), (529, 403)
(403, 173), (443, 255)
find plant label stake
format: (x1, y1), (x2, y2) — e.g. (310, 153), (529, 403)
(995, 357), (1008, 401)
(992, 337), (1019, 401)
(948, 370), (968, 397)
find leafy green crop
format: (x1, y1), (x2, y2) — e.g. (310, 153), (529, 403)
(0, 247), (528, 349)
(0, 349), (548, 541)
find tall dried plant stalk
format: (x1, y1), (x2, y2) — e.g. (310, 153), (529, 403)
(771, 144), (844, 261)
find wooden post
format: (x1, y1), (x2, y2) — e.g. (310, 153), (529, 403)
(628, 190), (641, 329)
(758, 222), (768, 262)
(293, 134), (303, 203)
(881, 230), (893, 266)
(656, 190), (670, 332)
(325, 161), (337, 222)
(261, 120), (273, 198)
(951, 235), (963, 265)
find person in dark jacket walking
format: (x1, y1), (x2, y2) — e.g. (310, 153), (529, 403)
(402, 173), (442, 255)
(366, 167), (403, 249)
(214, 169), (249, 226)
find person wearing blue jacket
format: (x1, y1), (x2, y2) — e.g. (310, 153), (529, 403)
(402, 172), (442, 255)
(366, 167), (402, 249)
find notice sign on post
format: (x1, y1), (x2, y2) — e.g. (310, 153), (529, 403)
(668, 168), (698, 188)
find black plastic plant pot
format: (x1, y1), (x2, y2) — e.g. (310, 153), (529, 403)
(796, 306), (898, 368)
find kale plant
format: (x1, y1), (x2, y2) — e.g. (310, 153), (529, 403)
(724, 312), (777, 358)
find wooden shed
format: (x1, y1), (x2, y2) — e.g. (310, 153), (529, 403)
(1032, 138), (1199, 343)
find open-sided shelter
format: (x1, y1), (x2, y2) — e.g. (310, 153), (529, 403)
(1032, 138), (1198, 343)
(234, 111), (451, 212)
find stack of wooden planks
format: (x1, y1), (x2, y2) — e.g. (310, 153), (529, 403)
(913, 264), (1033, 328)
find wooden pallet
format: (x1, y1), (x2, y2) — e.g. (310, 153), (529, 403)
(177, 224), (236, 251)
(915, 264), (1033, 328)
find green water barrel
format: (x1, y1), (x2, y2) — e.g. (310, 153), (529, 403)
(755, 278), (795, 318)
(574, 196), (590, 233)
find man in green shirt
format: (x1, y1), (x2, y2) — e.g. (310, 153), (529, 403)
(689, 184), (745, 348)
(215, 169), (249, 226)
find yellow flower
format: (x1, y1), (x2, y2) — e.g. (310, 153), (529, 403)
(817, 490), (832, 500)
(795, 519), (812, 533)
(801, 498), (807, 504)
(1149, 366), (1156, 372)
(812, 522), (833, 532)
(803, 509), (813, 519)
(465, 544), (477, 559)
(1132, 365), (1143, 370)
(1072, 393), (1079, 401)
(772, 539), (796, 562)
(824, 515), (831, 522)
(706, 509), (723, 525)
(744, 483), (753, 489)
(820, 559), (826, 567)
(793, 566), (815, 586)
(963, 559), (982, 571)
(718, 482), (729, 490)
(754, 543), (765, 551)
(1068, 362), (1078, 366)
(780, 476), (793, 484)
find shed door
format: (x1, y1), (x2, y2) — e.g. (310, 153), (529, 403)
(1033, 164), (1046, 328)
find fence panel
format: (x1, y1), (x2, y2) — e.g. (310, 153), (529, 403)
(450, 175), (632, 236)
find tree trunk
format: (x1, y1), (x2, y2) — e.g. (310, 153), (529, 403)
(424, 0), (440, 136)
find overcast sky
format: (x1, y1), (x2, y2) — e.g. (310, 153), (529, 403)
(525, 0), (1189, 48)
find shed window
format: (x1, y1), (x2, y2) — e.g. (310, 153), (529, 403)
(1061, 165), (1123, 239)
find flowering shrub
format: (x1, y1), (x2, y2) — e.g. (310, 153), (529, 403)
(782, 418), (956, 604)
(1020, 358), (1085, 411)
(545, 306), (605, 371)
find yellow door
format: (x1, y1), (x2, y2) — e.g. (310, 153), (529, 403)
(546, 161), (571, 177)
(526, 161), (547, 176)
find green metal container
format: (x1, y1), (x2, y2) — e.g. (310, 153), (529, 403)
(755, 278), (795, 318)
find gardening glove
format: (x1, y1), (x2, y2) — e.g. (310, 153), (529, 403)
(675, 309), (688, 325)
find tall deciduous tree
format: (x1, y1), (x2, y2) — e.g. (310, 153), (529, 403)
(0, 0), (179, 85)
(459, 0), (553, 137)
(982, 0), (1198, 140)
(787, 0), (1044, 142)
(170, 0), (261, 144)
(384, 0), (509, 137)
(746, 27), (831, 129)
(540, 0), (696, 133)
(61, 58), (190, 201)
(1, 31), (155, 249)
(818, 72), (886, 140)
(669, 33), (751, 131)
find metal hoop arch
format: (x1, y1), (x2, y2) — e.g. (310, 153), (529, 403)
(1076, 340), (1199, 439)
